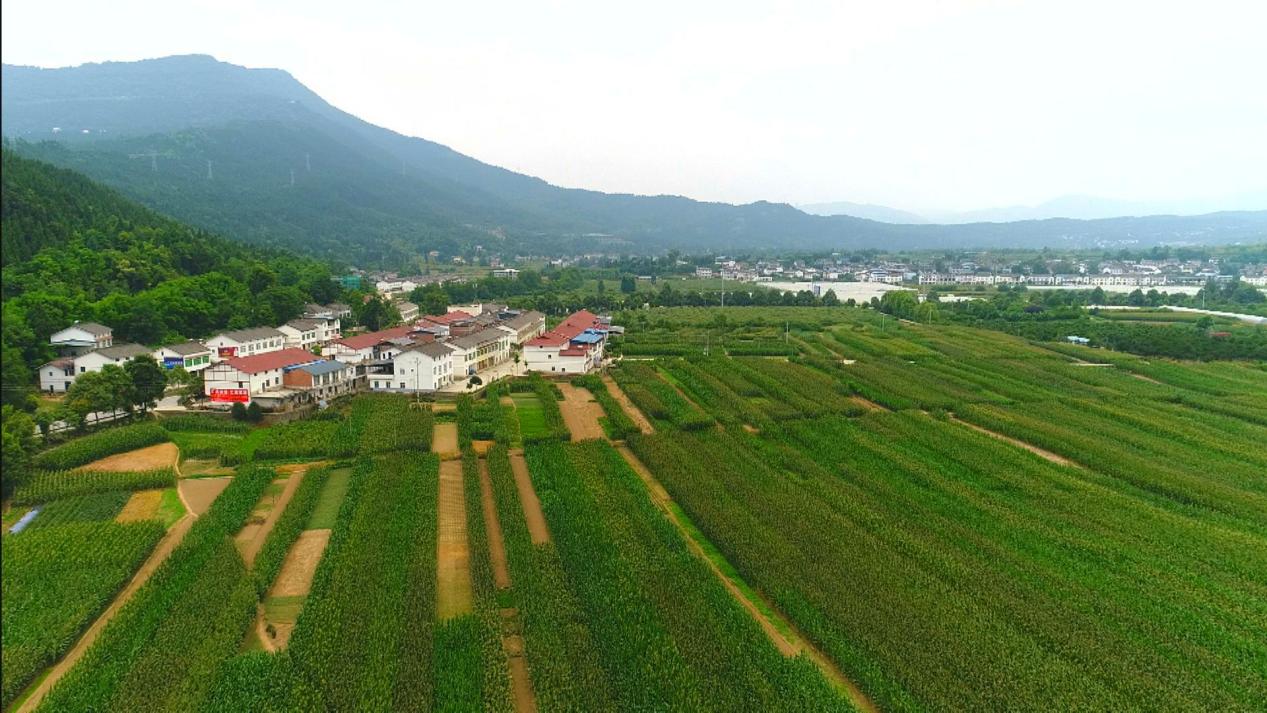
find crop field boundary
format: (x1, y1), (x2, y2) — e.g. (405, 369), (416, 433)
(612, 443), (877, 713)
(507, 449), (551, 545)
(600, 373), (654, 434)
(436, 459), (474, 619)
(948, 414), (1080, 467)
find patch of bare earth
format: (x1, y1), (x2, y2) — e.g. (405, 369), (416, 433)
(116, 489), (162, 522)
(14, 515), (195, 713)
(950, 415), (1078, 467)
(614, 444), (877, 713)
(850, 395), (888, 411)
(177, 476), (231, 516)
(79, 442), (179, 472)
(436, 459), (473, 619)
(500, 607), (538, 713)
(235, 466), (311, 568)
(556, 382), (606, 442)
(472, 439), (495, 455)
(479, 459), (511, 589)
(600, 374), (654, 435)
(432, 401), (457, 413)
(432, 422), (460, 459)
(508, 449), (550, 545)
(271, 529), (331, 598)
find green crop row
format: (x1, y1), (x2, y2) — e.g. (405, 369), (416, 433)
(572, 374), (639, 439)
(14, 468), (176, 506)
(347, 394), (434, 454)
(23, 491), (132, 529)
(159, 415), (251, 434)
(611, 363), (713, 431)
(252, 467), (330, 597)
(34, 423), (169, 471)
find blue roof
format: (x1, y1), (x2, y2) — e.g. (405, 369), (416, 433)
(570, 330), (604, 344)
(294, 359), (348, 376)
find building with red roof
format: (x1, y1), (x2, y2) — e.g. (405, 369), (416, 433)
(203, 348), (321, 403)
(524, 309), (609, 375)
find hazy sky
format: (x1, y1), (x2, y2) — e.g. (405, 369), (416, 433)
(3, 0), (1265, 213)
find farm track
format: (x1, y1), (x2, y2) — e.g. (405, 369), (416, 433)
(432, 422), (460, 459)
(613, 444), (876, 713)
(478, 459), (511, 589)
(600, 374), (654, 434)
(508, 450), (551, 545)
(235, 465), (311, 568)
(949, 415), (1080, 467)
(556, 382), (606, 442)
(850, 395), (888, 411)
(436, 459), (474, 619)
(13, 514), (196, 713)
(260, 528), (333, 650)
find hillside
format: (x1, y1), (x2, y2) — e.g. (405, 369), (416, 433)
(5, 56), (1266, 261)
(0, 150), (338, 406)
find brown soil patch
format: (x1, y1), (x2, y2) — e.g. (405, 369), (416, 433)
(556, 382), (606, 442)
(508, 450), (550, 545)
(115, 489), (162, 523)
(1130, 372), (1163, 384)
(614, 445), (876, 712)
(436, 459), (474, 619)
(600, 374), (653, 435)
(499, 395), (515, 408)
(850, 395), (887, 411)
(432, 422), (460, 459)
(270, 529), (332, 597)
(950, 415), (1079, 467)
(177, 476), (231, 516)
(14, 514), (195, 713)
(498, 607), (537, 713)
(236, 467), (310, 568)
(472, 439), (495, 455)
(742, 424), (760, 434)
(432, 402), (457, 413)
(79, 442), (179, 472)
(479, 459), (511, 589)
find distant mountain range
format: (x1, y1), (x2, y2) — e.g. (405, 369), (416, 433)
(3, 55), (1265, 262)
(802, 194), (1267, 225)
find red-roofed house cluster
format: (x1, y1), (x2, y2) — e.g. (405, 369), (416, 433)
(523, 309), (611, 375)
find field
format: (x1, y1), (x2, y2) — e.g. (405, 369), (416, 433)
(6, 310), (1264, 711)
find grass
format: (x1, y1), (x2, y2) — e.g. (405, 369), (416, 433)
(306, 467), (351, 529)
(510, 393), (548, 440)
(264, 595), (305, 622)
(157, 488), (186, 528)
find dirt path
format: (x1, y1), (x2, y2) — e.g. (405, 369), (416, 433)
(850, 395), (888, 411)
(478, 459), (511, 589)
(14, 514), (196, 713)
(556, 382), (606, 442)
(508, 450), (550, 545)
(432, 422), (460, 459)
(177, 476), (231, 516)
(116, 489), (162, 523)
(436, 459), (474, 619)
(500, 607), (538, 713)
(79, 442), (179, 472)
(270, 529), (332, 597)
(600, 374), (653, 435)
(235, 467), (309, 568)
(614, 444), (876, 713)
(949, 415), (1079, 467)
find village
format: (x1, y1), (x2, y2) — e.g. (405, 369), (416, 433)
(38, 303), (613, 411)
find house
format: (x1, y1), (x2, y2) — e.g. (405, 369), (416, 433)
(370, 342), (455, 392)
(281, 359), (358, 401)
(49, 322), (113, 356)
(501, 310), (546, 344)
(322, 325), (419, 364)
(492, 268), (520, 279)
(206, 327), (286, 361)
(278, 319), (324, 351)
(395, 301), (420, 322)
(524, 309), (608, 375)
(72, 344), (154, 374)
(695, 266), (714, 278)
(154, 341), (213, 372)
(1066, 336), (1091, 345)
(38, 357), (77, 393)
(203, 348), (321, 404)
(448, 327), (513, 375)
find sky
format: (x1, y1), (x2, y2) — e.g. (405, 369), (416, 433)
(3, 0), (1266, 215)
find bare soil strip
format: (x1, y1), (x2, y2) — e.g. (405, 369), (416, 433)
(436, 459), (474, 619)
(432, 402), (457, 412)
(508, 450), (551, 545)
(949, 415), (1079, 467)
(116, 489), (163, 523)
(14, 515), (196, 713)
(1131, 372), (1164, 384)
(177, 476), (232, 516)
(235, 466), (310, 568)
(556, 382), (607, 442)
(472, 439), (495, 455)
(270, 530), (332, 597)
(432, 422), (460, 459)
(478, 459), (512, 589)
(614, 444), (877, 713)
(79, 442), (179, 472)
(600, 374), (654, 435)
(499, 608), (538, 713)
(850, 395), (888, 411)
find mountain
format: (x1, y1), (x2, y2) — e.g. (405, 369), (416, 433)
(928, 193), (1267, 224)
(4, 55), (1266, 260)
(798, 201), (927, 224)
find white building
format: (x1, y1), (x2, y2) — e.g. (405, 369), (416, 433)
(206, 327), (286, 361)
(278, 319), (324, 351)
(396, 301), (420, 322)
(501, 310), (546, 344)
(370, 342), (456, 392)
(38, 357), (77, 393)
(153, 341), (213, 373)
(49, 322), (113, 356)
(448, 327), (513, 376)
(202, 348), (320, 404)
(72, 344), (154, 375)
(492, 268), (520, 279)
(524, 309), (607, 375)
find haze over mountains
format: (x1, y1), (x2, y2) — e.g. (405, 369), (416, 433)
(802, 194), (1267, 225)
(3, 55), (1265, 264)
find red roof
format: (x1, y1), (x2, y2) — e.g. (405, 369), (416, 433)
(421, 310), (473, 325)
(559, 345), (591, 357)
(223, 348), (319, 374)
(334, 325), (416, 350)
(526, 309), (603, 348)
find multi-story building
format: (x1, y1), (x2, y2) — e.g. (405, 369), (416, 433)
(206, 327), (286, 361)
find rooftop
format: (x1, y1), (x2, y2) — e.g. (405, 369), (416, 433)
(215, 326), (285, 342)
(285, 318), (323, 331)
(449, 326), (508, 349)
(334, 325), (416, 350)
(91, 343), (153, 360)
(294, 359), (349, 377)
(526, 309), (605, 348)
(58, 321), (112, 337)
(160, 341), (210, 356)
(404, 342), (455, 359)
(222, 348), (320, 374)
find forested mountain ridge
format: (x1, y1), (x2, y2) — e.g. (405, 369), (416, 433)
(0, 149), (339, 407)
(5, 55), (1265, 262)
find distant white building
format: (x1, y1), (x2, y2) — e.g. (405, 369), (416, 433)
(492, 268), (520, 279)
(206, 327), (286, 361)
(371, 342), (456, 392)
(278, 319), (324, 351)
(153, 341), (213, 373)
(524, 310), (607, 375)
(396, 301), (420, 322)
(49, 322), (113, 356)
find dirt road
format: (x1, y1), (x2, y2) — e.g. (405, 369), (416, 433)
(600, 374), (654, 435)
(508, 450), (550, 545)
(436, 459), (473, 619)
(235, 466), (310, 567)
(950, 415), (1078, 467)
(478, 459), (511, 589)
(432, 422), (460, 459)
(178, 476), (231, 516)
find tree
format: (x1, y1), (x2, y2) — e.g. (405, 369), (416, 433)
(1, 405), (36, 498)
(620, 275), (636, 294)
(245, 401), (264, 423)
(231, 402), (248, 421)
(821, 289), (840, 306)
(125, 355), (167, 414)
(358, 295), (400, 331)
(417, 284), (449, 317)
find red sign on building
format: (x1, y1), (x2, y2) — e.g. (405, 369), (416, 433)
(217, 346), (238, 358)
(209, 388), (250, 403)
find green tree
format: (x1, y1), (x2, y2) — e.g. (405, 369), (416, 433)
(125, 356), (167, 414)
(1, 405), (36, 497)
(231, 402), (248, 421)
(417, 284), (449, 317)
(245, 401), (264, 423)
(620, 275), (636, 294)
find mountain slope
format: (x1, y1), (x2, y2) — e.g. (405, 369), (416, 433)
(4, 55), (1266, 258)
(798, 200), (928, 224)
